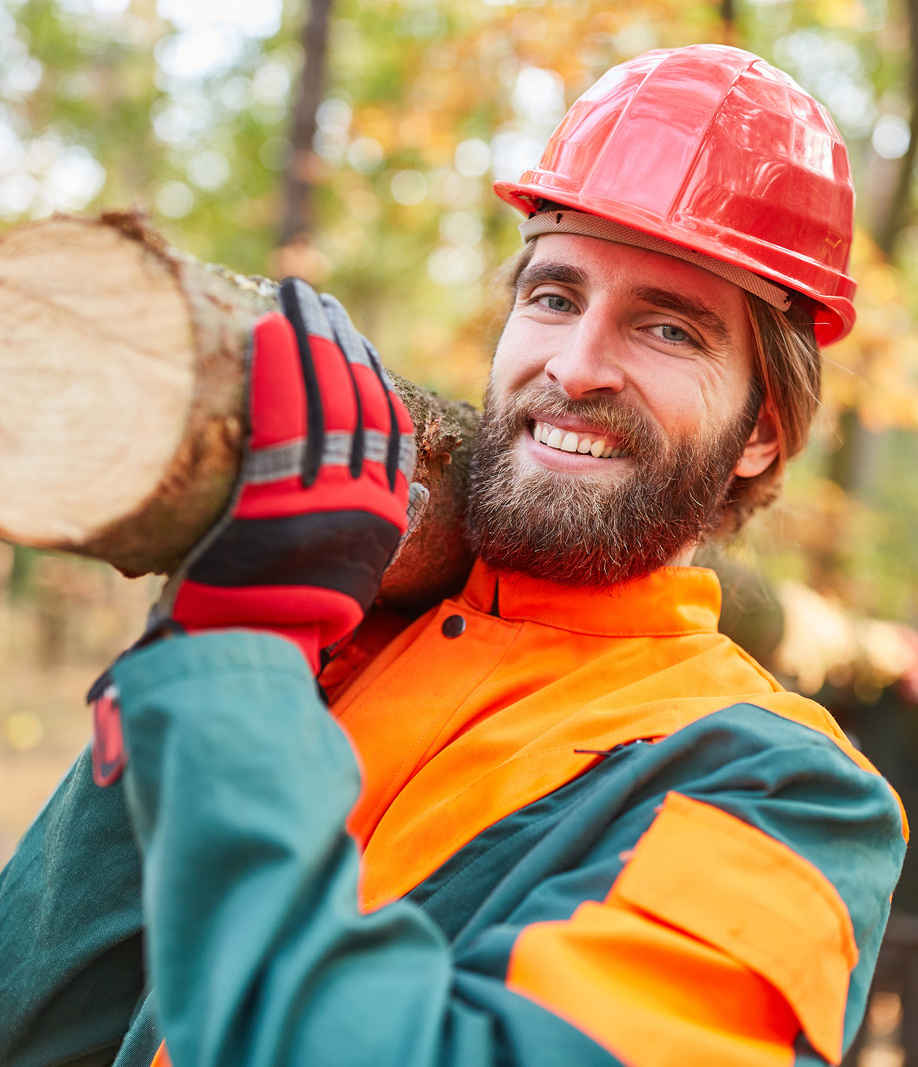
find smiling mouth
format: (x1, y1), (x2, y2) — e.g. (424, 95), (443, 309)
(530, 420), (630, 459)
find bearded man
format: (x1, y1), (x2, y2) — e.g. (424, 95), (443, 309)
(470, 238), (777, 584)
(0, 43), (906, 1067)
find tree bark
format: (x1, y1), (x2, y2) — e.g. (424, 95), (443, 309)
(0, 212), (478, 610)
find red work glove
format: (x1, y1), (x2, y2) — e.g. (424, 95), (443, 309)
(167, 276), (416, 667)
(91, 278), (417, 785)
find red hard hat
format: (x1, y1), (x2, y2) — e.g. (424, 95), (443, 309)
(494, 44), (856, 345)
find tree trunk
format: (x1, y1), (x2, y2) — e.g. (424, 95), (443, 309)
(875, 0), (918, 259)
(279, 0), (334, 249)
(0, 212), (478, 610)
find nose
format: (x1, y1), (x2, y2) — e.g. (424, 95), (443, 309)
(543, 312), (626, 401)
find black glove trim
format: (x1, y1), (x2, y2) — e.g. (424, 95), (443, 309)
(279, 278), (326, 488)
(185, 511), (401, 611)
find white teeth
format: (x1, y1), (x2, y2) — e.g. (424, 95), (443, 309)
(546, 428), (564, 448)
(531, 420), (628, 460)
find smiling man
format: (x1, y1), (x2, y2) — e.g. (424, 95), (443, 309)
(470, 236), (778, 583)
(0, 43), (907, 1067)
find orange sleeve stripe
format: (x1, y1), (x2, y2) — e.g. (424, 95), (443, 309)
(508, 898), (799, 1067)
(150, 1041), (172, 1067)
(507, 792), (856, 1066)
(612, 793), (855, 1061)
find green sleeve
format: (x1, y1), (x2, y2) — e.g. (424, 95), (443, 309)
(113, 631), (617, 1067)
(0, 745), (151, 1067)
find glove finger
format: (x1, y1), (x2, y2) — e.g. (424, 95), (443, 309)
(388, 482), (429, 567)
(317, 292), (374, 479)
(281, 279), (359, 487)
(242, 311), (327, 516)
(320, 294), (415, 492)
(248, 312), (308, 450)
(320, 293), (402, 485)
(362, 335), (417, 491)
(406, 480), (430, 533)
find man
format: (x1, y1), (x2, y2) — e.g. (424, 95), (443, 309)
(0, 43), (906, 1067)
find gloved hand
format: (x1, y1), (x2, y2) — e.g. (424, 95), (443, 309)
(91, 277), (418, 785)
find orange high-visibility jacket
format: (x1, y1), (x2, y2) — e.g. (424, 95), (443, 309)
(320, 562), (907, 1064)
(1, 563), (906, 1067)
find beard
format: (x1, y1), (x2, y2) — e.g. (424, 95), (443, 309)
(466, 381), (761, 588)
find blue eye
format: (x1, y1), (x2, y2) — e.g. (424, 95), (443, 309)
(659, 324), (689, 342)
(539, 294), (573, 313)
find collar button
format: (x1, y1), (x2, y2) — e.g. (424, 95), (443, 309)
(441, 614), (467, 638)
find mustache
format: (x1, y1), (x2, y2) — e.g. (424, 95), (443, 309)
(482, 382), (663, 458)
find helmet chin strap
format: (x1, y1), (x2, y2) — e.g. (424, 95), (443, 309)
(519, 208), (794, 313)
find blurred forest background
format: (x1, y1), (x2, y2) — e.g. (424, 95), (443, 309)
(3, 0), (918, 980)
(2, 0), (918, 1057)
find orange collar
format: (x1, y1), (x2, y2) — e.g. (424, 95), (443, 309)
(460, 560), (722, 637)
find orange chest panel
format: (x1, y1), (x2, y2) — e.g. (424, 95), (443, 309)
(326, 565), (840, 911)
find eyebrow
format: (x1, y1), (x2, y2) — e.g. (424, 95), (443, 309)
(515, 262), (589, 293)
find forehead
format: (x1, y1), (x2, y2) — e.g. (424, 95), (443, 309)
(525, 232), (751, 324)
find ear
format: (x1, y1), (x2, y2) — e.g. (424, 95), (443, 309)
(733, 402), (780, 479)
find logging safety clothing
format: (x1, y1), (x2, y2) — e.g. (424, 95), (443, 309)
(494, 44), (857, 344)
(0, 564), (905, 1067)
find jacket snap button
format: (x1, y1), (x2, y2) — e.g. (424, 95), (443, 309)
(441, 614), (466, 638)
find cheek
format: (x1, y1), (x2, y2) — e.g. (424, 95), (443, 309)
(629, 363), (703, 425)
(491, 319), (549, 394)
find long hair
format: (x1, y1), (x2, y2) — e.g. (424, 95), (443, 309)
(722, 297), (820, 534)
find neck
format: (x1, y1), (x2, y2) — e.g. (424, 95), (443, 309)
(667, 543), (699, 568)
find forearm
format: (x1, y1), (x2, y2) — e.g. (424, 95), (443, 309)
(117, 632), (448, 1067)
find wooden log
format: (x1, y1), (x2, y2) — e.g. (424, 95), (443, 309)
(0, 212), (479, 610)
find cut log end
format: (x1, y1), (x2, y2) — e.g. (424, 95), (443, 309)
(0, 214), (201, 548)
(0, 213), (479, 608)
